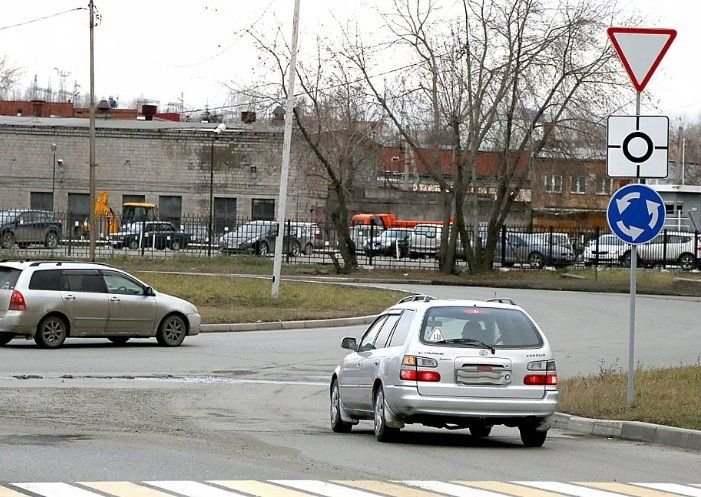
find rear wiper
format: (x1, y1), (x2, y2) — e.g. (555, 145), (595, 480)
(433, 338), (495, 354)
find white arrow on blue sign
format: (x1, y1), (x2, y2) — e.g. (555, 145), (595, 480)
(607, 184), (666, 245)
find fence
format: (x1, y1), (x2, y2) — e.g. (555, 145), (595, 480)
(0, 209), (699, 272)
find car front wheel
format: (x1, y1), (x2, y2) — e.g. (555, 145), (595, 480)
(171, 240), (181, 251)
(35, 315), (68, 349)
(679, 253), (696, 271)
(128, 238), (139, 250)
(528, 251), (545, 269)
(156, 314), (187, 347)
(330, 379), (352, 433)
(45, 231), (59, 249)
(258, 241), (269, 257)
(373, 386), (399, 442)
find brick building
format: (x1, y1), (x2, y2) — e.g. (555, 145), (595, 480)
(0, 116), (324, 229)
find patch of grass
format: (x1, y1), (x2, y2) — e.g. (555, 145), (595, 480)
(559, 363), (701, 430)
(136, 272), (405, 324)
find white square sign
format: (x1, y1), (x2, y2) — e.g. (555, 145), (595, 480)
(607, 115), (669, 178)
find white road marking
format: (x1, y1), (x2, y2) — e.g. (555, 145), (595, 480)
(12, 482), (104, 497)
(634, 484), (701, 497)
(402, 481), (506, 497)
(271, 480), (383, 497)
(144, 481), (249, 497)
(514, 482), (634, 497)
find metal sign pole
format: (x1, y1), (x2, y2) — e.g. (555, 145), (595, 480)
(627, 91), (642, 409)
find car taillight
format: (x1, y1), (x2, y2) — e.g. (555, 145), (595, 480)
(9, 290), (26, 311)
(400, 355), (440, 382)
(524, 373), (558, 385)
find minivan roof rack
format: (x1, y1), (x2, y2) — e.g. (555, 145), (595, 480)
(28, 261), (110, 267)
(487, 297), (517, 306)
(397, 294), (436, 304)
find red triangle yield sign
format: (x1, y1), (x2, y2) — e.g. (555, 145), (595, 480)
(607, 27), (676, 92)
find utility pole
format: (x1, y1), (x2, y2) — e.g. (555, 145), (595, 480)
(271, 0), (301, 299)
(88, 0), (96, 261)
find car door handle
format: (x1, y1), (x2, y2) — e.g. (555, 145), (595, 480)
(64, 295), (76, 301)
(110, 296), (120, 302)
(374, 361), (379, 366)
(356, 361), (362, 367)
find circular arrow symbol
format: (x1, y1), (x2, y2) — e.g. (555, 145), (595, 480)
(622, 131), (654, 163)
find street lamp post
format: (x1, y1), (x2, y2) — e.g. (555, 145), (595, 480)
(50, 143), (57, 212)
(208, 123), (227, 257)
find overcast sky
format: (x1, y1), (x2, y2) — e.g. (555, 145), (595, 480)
(1, 0), (699, 123)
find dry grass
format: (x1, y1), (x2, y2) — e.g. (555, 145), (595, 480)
(135, 272), (405, 324)
(559, 363), (701, 430)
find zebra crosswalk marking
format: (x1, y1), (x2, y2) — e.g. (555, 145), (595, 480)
(635, 484), (701, 497)
(0, 487), (30, 497)
(336, 480), (447, 497)
(271, 480), (385, 497)
(455, 481), (567, 497)
(144, 481), (248, 497)
(514, 481), (631, 497)
(403, 481), (507, 497)
(211, 480), (317, 497)
(80, 481), (177, 497)
(11, 483), (103, 497)
(576, 482), (685, 497)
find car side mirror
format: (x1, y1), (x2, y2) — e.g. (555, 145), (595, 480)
(144, 287), (155, 296)
(341, 336), (357, 350)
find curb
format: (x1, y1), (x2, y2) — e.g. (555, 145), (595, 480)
(552, 412), (701, 451)
(200, 314), (378, 333)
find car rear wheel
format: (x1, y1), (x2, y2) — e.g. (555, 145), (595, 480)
(1, 231), (15, 249)
(528, 251), (545, 269)
(257, 241), (269, 257)
(0, 333), (12, 346)
(128, 238), (139, 250)
(304, 243), (314, 256)
(330, 379), (352, 433)
(34, 315), (68, 349)
(45, 231), (59, 249)
(373, 386), (399, 442)
(679, 253), (696, 271)
(156, 314), (186, 347)
(290, 241), (301, 257)
(519, 424), (548, 447)
(469, 424), (493, 438)
(107, 337), (130, 345)
(171, 240), (181, 251)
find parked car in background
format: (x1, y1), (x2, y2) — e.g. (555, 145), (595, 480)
(409, 224), (443, 258)
(631, 230), (700, 270)
(330, 295), (558, 446)
(0, 210), (62, 249)
(0, 260), (201, 348)
(110, 221), (191, 251)
(365, 228), (412, 258)
(581, 234), (629, 266)
(349, 225), (384, 253)
(490, 232), (576, 269)
(218, 220), (308, 257)
(292, 222), (323, 254)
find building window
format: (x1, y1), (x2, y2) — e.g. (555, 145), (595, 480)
(159, 195), (182, 226)
(665, 202), (683, 215)
(214, 197), (237, 234)
(30, 192), (53, 211)
(596, 177), (612, 195)
(252, 199), (275, 221)
(123, 194), (146, 204)
(570, 176), (586, 194)
(544, 175), (562, 193)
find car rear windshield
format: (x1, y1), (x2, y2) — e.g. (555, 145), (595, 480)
(0, 267), (21, 290)
(420, 306), (543, 348)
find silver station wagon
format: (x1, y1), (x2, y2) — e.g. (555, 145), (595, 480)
(0, 260), (201, 349)
(330, 295), (559, 446)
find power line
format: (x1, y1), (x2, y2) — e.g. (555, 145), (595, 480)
(0, 6), (86, 32)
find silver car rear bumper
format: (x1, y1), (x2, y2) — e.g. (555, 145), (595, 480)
(385, 384), (559, 419)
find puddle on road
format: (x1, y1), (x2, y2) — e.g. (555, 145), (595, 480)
(0, 374), (327, 387)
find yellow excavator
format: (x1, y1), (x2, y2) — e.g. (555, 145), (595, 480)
(75, 192), (158, 238)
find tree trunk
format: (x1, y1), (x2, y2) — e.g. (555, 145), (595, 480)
(330, 186), (357, 273)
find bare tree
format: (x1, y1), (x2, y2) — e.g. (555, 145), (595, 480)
(348, 0), (629, 273)
(240, 30), (385, 272)
(0, 57), (20, 99)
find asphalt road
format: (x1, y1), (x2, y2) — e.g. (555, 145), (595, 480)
(1, 285), (700, 488)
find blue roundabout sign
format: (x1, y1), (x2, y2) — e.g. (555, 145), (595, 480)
(607, 184), (666, 245)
